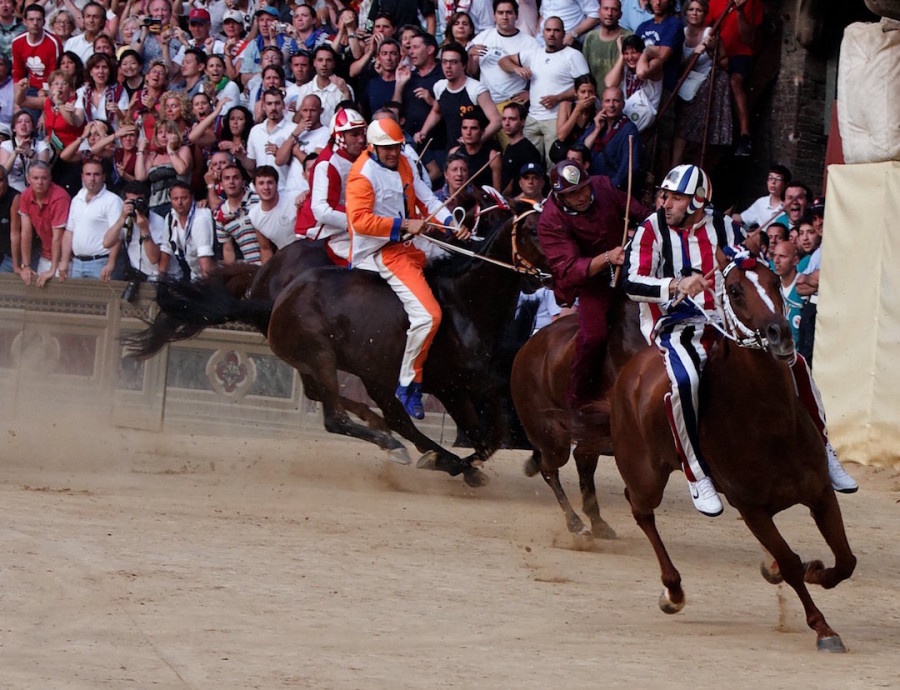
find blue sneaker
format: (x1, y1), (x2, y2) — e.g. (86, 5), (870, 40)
(396, 383), (425, 419)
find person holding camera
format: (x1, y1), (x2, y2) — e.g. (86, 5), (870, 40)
(239, 7), (300, 89)
(137, 0), (185, 80)
(102, 180), (165, 282)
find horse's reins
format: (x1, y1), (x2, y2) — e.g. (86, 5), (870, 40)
(416, 206), (550, 280)
(669, 262), (772, 351)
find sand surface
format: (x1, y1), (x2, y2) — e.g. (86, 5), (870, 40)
(1, 418), (898, 689)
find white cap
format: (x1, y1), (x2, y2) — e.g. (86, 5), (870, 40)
(223, 9), (247, 26)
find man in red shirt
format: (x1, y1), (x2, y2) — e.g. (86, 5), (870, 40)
(17, 161), (71, 287)
(707, 0), (763, 157)
(537, 160), (650, 412)
(11, 3), (61, 122)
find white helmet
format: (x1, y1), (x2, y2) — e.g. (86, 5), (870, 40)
(366, 118), (405, 147)
(660, 164), (712, 213)
(330, 108), (366, 151)
(330, 107), (366, 136)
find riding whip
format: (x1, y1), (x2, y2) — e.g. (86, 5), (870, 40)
(612, 134), (635, 287)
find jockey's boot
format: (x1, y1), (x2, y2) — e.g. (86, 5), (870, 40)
(687, 476), (723, 517)
(826, 442), (858, 494)
(396, 382), (425, 420)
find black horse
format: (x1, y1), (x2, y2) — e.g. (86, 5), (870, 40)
(127, 191), (545, 487)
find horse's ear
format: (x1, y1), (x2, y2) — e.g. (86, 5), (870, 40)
(715, 246), (729, 273)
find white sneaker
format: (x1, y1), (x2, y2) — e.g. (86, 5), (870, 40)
(688, 476), (723, 517)
(826, 443), (858, 494)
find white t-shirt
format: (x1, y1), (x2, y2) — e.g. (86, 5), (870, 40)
(519, 45), (589, 120)
(247, 117), (294, 189)
(471, 29), (540, 102)
(538, 0), (600, 35)
(75, 84), (130, 124)
(66, 186), (124, 257)
(1, 139), (50, 192)
(63, 33), (95, 64)
(740, 195), (783, 231)
(432, 77), (489, 106)
(248, 196), (298, 249)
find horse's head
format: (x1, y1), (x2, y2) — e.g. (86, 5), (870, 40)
(447, 187), (550, 286)
(716, 248), (795, 361)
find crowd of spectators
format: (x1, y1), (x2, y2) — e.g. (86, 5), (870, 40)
(0, 0), (827, 349)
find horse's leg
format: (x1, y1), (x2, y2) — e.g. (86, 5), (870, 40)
(300, 373), (390, 432)
(740, 508), (846, 652)
(804, 488), (857, 590)
(439, 390), (506, 464)
(626, 486), (686, 614)
(573, 442), (616, 540)
(367, 389), (489, 488)
(540, 465), (591, 539)
(286, 352), (410, 463)
(523, 449), (542, 477)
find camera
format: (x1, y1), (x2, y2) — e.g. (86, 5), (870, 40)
(121, 276), (141, 303)
(132, 196), (149, 216)
(274, 21), (291, 34)
(144, 18), (162, 33)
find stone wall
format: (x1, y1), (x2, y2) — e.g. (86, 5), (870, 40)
(0, 276), (455, 444)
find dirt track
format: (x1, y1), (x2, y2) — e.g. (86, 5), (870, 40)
(1, 417), (898, 689)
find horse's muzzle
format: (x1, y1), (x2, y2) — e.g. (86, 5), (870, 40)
(765, 320), (796, 361)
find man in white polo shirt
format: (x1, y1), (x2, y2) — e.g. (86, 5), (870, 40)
(58, 158), (123, 281)
(245, 87), (294, 189)
(296, 44), (353, 126)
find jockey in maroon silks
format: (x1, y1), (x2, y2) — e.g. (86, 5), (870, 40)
(537, 160), (651, 411)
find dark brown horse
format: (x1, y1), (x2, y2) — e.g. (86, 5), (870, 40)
(129, 192), (545, 487)
(510, 294), (646, 540)
(610, 251), (856, 652)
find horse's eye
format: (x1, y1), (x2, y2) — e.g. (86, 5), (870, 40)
(727, 285), (742, 300)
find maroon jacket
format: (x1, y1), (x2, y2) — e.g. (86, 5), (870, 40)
(538, 175), (651, 305)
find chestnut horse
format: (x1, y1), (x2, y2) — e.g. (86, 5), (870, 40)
(128, 192), (545, 487)
(510, 293), (646, 540)
(610, 251), (856, 652)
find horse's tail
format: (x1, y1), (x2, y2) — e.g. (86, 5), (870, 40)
(123, 274), (273, 360)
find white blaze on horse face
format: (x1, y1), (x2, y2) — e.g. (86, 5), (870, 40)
(746, 270), (777, 314)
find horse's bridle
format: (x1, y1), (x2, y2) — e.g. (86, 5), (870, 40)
(719, 261), (774, 350)
(426, 203), (551, 281)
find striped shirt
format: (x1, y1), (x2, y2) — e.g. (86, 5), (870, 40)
(624, 207), (745, 343)
(215, 189), (262, 264)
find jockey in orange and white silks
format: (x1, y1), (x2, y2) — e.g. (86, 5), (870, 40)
(294, 107), (368, 265)
(624, 165), (857, 517)
(345, 118), (468, 419)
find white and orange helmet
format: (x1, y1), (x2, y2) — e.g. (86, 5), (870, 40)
(366, 118), (405, 147)
(330, 107), (366, 149)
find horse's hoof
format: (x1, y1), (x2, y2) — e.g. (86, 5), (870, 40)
(659, 587), (685, 614)
(416, 450), (439, 470)
(386, 447), (411, 465)
(803, 560), (826, 584)
(592, 521), (617, 540)
(463, 467), (489, 488)
(760, 559), (784, 585)
(523, 456), (541, 477)
(817, 635), (846, 653)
